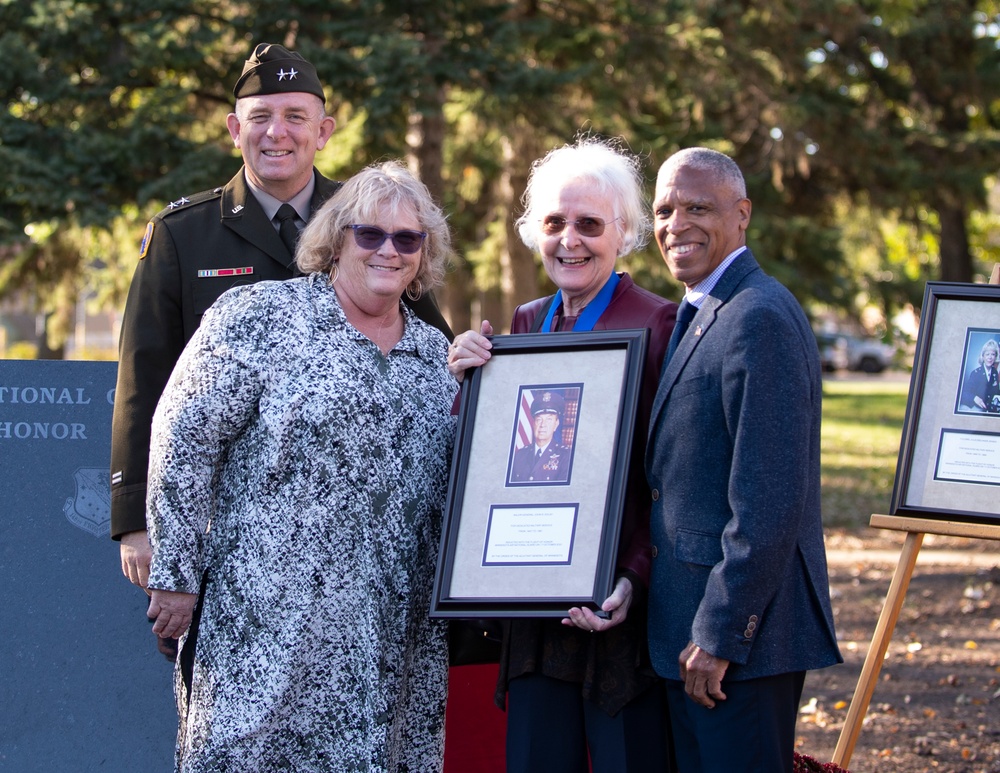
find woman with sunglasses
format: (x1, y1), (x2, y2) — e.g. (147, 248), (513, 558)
(145, 161), (457, 771)
(449, 138), (678, 772)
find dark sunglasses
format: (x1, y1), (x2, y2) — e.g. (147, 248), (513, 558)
(540, 215), (619, 238)
(344, 224), (427, 254)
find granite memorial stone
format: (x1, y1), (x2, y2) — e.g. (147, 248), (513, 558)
(0, 360), (175, 771)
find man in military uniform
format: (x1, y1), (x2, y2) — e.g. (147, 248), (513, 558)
(111, 42), (452, 658)
(510, 391), (572, 483)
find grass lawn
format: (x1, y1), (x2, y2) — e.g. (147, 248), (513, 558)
(821, 379), (910, 528)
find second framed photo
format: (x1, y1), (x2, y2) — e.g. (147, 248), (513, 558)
(891, 282), (1000, 525)
(431, 329), (649, 617)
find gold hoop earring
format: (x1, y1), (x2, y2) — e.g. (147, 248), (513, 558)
(405, 278), (422, 301)
(329, 264), (340, 284)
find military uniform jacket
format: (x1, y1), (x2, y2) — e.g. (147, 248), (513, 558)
(510, 442), (571, 483)
(111, 168), (453, 539)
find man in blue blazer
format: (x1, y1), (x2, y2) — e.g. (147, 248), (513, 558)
(645, 148), (842, 772)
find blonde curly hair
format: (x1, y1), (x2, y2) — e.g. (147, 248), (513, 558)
(296, 160), (452, 297)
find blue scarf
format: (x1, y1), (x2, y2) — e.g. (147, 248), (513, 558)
(539, 272), (620, 333)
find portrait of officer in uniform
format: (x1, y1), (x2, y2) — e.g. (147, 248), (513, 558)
(509, 390), (575, 484)
(957, 333), (1000, 414)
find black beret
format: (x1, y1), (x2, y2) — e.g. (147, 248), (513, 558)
(233, 43), (325, 102)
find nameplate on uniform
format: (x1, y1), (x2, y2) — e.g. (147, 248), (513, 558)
(197, 267), (254, 278)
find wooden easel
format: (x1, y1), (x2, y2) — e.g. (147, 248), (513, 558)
(832, 514), (1000, 768)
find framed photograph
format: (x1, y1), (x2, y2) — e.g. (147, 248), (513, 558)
(431, 328), (649, 617)
(891, 282), (1000, 524)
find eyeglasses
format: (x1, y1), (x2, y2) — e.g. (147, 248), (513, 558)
(540, 215), (619, 238)
(344, 224), (427, 254)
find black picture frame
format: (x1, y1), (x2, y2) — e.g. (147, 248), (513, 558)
(891, 281), (1000, 525)
(431, 329), (649, 617)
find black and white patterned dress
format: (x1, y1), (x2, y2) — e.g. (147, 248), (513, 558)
(146, 274), (457, 772)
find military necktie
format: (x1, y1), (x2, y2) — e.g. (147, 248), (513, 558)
(275, 203), (300, 258)
(665, 299), (697, 364)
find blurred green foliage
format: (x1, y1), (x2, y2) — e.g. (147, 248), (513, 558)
(821, 380), (910, 527)
(1, 0), (998, 350)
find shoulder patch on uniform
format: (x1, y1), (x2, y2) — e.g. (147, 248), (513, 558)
(139, 222), (154, 260)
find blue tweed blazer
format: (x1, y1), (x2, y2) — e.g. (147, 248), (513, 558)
(645, 250), (842, 681)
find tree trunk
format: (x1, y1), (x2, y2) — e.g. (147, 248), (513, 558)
(438, 262), (474, 334)
(406, 98), (446, 204)
(406, 90), (473, 333)
(499, 129), (543, 323)
(935, 199), (973, 283)
(35, 312), (65, 360)
(478, 287), (505, 334)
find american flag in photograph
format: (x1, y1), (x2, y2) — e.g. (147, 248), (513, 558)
(515, 390), (534, 450)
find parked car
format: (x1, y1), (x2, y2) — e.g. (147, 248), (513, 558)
(843, 335), (896, 373)
(815, 331), (896, 373)
(815, 332), (849, 372)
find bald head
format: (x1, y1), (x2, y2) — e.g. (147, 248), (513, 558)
(656, 148), (746, 200)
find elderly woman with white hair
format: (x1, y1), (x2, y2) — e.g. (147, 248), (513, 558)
(145, 161), (457, 771)
(449, 138), (677, 772)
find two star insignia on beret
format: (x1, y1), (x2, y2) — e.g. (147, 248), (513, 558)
(277, 68), (298, 81)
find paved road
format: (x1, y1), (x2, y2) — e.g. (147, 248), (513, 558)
(825, 547), (1000, 567)
(823, 369), (912, 384)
